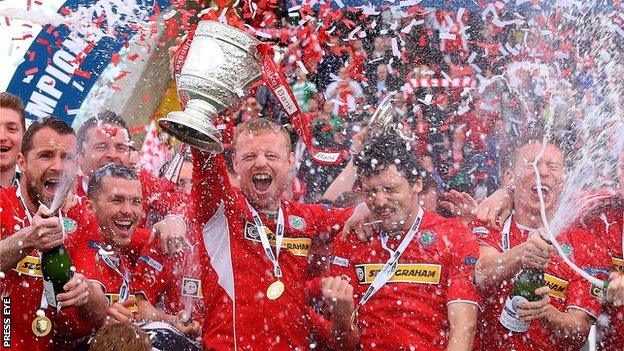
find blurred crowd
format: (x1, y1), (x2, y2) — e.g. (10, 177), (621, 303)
(212, 4), (617, 206)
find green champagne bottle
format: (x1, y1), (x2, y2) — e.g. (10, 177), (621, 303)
(499, 268), (545, 332)
(41, 244), (74, 308)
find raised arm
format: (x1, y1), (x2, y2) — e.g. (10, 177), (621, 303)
(191, 149), (237, 227)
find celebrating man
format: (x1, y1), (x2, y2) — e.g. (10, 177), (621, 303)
(75, 110), (188, 256)
(0, 117), (108, 350)
(311, 132), (480, 350)
(472, 126), (611, 350)
(191, 118), (353, 350)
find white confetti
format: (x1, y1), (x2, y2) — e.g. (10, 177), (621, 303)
(391, 37), (400, 57)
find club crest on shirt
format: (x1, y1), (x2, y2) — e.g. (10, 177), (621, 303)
(419, 231), (436, 247)
(182, 278), (203, 298)
(288, 215), (306, 230)
(63, 218), (77, 234)
(560, 243), (573, 259)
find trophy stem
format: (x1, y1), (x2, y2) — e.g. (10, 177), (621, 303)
(158, 99), (224, 154)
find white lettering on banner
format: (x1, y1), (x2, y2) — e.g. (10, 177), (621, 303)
(25, 34), (97, 118)
(274, 85), (298, 115)
(312, 152), (341, 163)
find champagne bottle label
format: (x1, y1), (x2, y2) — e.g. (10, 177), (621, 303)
(43, 278), (58, 308)
(499, 295), (530, 333)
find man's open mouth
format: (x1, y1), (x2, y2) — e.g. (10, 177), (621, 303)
(113, 219), (134, 233)
(0, 146), (11, 153)
(43, 179), (59, 194)
(252, 173), (273, 193)
(532, 185), (551, 196)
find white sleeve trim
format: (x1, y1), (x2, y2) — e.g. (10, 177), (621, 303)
(566, 305), (598, 320)
(447, 299), (481, 311)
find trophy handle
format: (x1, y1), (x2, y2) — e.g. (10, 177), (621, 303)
(158, 99), (224, 154)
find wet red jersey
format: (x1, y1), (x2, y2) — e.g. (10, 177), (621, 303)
(473, 217), (611, 351)
(190, 150), (353, 350)
(311, 211), (480, 350)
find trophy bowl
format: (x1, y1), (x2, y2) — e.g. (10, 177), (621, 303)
(159, 21), (263, 153)
(366, 92), (414, 141)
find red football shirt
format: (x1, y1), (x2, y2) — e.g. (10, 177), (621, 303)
(311, 211), (480, 350)
(132, 229), (205, 325)
(190, 150), (353, 350)
(52, 228), (143, 348)
(0, 186), (100, 351)
(578, 202), (624, 351)
(474, 218), (611, 351)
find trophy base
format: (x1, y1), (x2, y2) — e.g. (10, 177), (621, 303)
(159, 112), (224, 154)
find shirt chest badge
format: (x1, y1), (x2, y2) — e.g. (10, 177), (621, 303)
(288, 215), (306, 230)
(419, 231), (436, 247)
(62, 217), (77, 234)
(181, 278), (203, 298)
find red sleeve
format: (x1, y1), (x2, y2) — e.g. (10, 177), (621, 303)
(190, 149), (242, 226)
(469, 221), (501, 251)
(140, 170), (188, 216)
(305, 235), (360, 350)
(309, 204), (355, 239)
(445, 222), (481, 306)
(562, 228), (611, 318)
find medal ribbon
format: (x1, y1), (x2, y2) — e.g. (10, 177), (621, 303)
(247, 202), (285, 279)
(501, 212), (513, 252)
(355, 207), (425, 314)
(256, 43), (349, 166)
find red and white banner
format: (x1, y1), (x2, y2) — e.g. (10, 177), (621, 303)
(402, 77), (476, 95)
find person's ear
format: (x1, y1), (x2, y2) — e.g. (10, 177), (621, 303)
(412, 178), (424, 195)
(17, 152), (26, 172)
(503, 169), (515, 189)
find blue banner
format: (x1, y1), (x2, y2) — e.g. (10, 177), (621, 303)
(6, 0), (171, 124)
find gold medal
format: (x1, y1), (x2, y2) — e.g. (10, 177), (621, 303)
(32, 315), (52, 337)
(266, 280), (285, 300)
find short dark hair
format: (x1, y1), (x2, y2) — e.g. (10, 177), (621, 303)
(77, 110), (130, 153)
(501, 120), (577, 171)
(355, 132), (424, 185)
(21, 116), (75, 155)
(87, 164), (139, 200)
(0, 92), (26, 130)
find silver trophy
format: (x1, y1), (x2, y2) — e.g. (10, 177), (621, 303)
(159, 21), (262, 153)
(367, 92), (414, 141)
